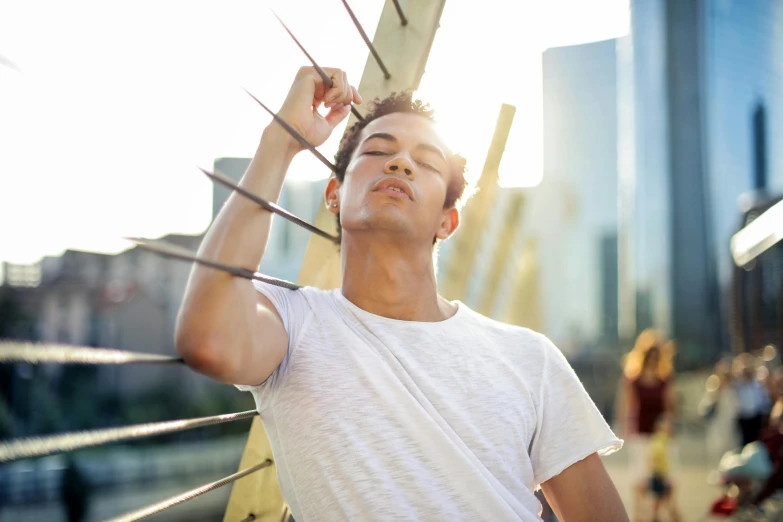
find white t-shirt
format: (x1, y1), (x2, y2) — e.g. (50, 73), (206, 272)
(237, 281), (622, 521)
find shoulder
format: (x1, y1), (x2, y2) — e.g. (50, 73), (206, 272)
(458, 303), (545, 341)
(251, 282), (340, 335)
(252, 280), (333, 306)
(456, 302), (559, 360)
(295, 284), (335, 301)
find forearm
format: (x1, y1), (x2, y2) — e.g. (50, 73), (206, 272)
(176, 126), (296, 361)
(197, 126), (297, 267)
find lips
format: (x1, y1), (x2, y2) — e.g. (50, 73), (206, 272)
(372, 177), (414, 201)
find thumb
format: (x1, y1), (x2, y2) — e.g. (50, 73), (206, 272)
(325, 103), (351, 128)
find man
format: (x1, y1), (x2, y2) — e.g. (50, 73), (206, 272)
(176, 66), (627, 521)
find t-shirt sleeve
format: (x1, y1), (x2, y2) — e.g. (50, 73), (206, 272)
(529, 334), (623, 487)
(234, 280), (311, 409)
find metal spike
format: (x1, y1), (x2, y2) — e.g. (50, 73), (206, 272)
(340, 0), (392, 79)
(243, 89), (337, 173)
(199, 168), (338, 243)
(0, 341), (184, 365)
(0, 54), (22, 72)
(107, 460), (273, 522)
(0, 410), (257, 463)
(391, 0), (408, 26)
(270, 10), (364, 121)
(127, 237), (300, 290)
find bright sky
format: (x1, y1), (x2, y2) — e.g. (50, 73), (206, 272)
(0, 0), (628, 265)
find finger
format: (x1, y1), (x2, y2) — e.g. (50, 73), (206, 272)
(324, 80), (343, 108)
(299, 66), (327, 102)
(312, 84), (328, 109)
(321, 67), (344, 108)
(325, 103), (351, 128)
(351, 85), (362, 105)
(341, 71), (350, 104)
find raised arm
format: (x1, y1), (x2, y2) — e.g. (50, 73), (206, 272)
(175, 66), (360, 385)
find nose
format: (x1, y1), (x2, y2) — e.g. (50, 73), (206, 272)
(384, 155), (415, 179)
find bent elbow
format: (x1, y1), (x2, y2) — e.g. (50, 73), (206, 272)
(175, 327), (231, 379)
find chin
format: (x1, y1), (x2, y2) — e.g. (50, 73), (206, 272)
(350, 208), (414, 235)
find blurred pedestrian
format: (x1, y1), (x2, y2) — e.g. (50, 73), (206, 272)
(767, 367), (783, 431)
(648, 417), (674, 522)
(617, 329), (682, 522)
(60, 457), (90, 522)
(733, 353), (771, 447)
(699, 357), (740, 463)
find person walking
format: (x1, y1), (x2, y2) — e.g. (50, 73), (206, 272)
(618, 329), (681, 522)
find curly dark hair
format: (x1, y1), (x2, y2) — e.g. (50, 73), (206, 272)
(332, 92), (468, 243)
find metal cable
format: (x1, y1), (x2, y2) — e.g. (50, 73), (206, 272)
(390, 0), (408, 26)
(127, 237), (300, 290)
(271, 10), (364, 121)
(0, 410), (258, 463)
(0, 341), (184, 365)
(279, 505), (294, 522)
(200, 168), (339, 243)
(243, 89), (337, 173)
(340, 0), (392, 79)
(106, 459), (273, 522)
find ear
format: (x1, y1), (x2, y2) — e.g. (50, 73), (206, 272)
(325, 176), (341, 214)
(436, 207), (460, 240)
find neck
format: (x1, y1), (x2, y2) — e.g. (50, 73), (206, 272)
(340, 232), (454, 322)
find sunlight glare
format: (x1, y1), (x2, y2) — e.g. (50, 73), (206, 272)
(0, 0), (629, 262)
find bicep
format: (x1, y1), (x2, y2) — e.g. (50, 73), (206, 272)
(541, 453), (628, 522)
(229, 291), (289, 386)
(203, 290), (288, 387)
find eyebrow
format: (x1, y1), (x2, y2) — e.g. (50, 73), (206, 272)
(363, 132), (446, 161)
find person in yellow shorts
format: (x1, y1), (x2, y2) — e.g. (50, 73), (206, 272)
(649, 418), (680, 522)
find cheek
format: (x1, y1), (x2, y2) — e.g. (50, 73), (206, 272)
(419, 175), (449, 209)
(339, 176), (370, 216)
(342, 159), (376, 201)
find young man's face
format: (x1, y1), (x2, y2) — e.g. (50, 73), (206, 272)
(329, 112), (460, 245)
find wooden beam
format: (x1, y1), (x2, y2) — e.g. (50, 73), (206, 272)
(439, 104), (515, 301)
(477, 191), (525, 316)
(225, 2), (447, 520)
(504, 237), (543, 332)
(222, 418), (284, 522)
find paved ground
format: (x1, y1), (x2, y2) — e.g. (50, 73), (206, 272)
(1, 435), (728, 522)
(603, 432), (729, 522)
(2, 465), (721, 522)
(0, 473), (230, 522)
(605, 457), (719, 521)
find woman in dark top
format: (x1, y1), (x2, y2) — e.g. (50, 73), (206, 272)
(618, 329), (681, 522)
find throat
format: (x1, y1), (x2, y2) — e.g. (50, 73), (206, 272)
(339, 234), (453, 321)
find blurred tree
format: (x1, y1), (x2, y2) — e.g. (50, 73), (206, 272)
(0, 290), (24, 337)
(0, 289), (29, 436)
(0, 395), (15, 438)
(58, 365), (100, 431)
(60, 456), (91, 522)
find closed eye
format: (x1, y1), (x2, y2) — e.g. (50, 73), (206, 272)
(364, 150), (389, 156)
(417, 161), (439, 173)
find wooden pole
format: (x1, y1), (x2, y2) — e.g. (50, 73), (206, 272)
(439, 104), (515, 302)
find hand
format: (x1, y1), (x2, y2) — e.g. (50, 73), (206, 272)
(275, 66), (362, 151)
